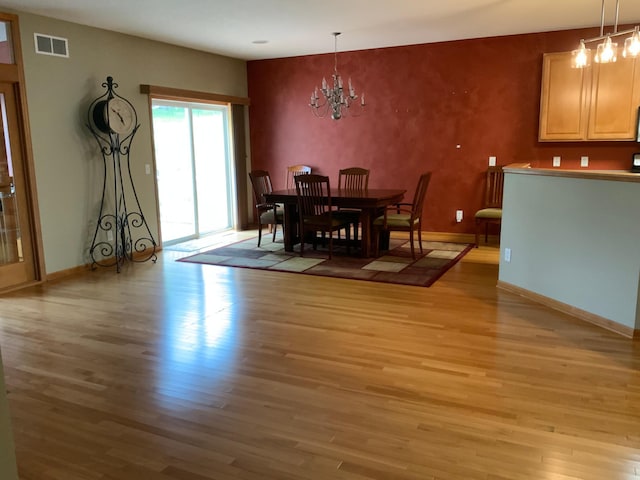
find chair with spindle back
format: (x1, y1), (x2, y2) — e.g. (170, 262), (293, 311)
(372, 172), (432, 259)
(474, 166), (504, 247)
(248, 170), (283, 247)
(294, 174), (351, 259)
(335, 167), (370, 246)
(286, 165), (311, 189)
(338, 167), (369, 191)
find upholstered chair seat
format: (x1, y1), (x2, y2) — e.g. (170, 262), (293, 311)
(474, 208), (502, 220)
(259, 208), (282, 225)
(373, 213), (419, 228)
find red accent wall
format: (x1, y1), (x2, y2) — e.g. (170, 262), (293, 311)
(247, 28), (638, 234)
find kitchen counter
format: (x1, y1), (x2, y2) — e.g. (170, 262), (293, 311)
(504, 165), (640, 183)
(497, 164), (640, 337)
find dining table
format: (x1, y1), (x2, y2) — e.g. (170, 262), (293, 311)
(263, 188), (406, 257)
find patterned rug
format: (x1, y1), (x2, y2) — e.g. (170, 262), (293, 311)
(178, 234), (473, 287)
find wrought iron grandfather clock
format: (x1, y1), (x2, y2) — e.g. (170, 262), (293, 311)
(87, 76), (157, 272)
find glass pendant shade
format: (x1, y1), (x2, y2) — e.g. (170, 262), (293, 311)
(623, 29), (640, 57)
(572, 41), (592, 68)
(595, 36), (617, 63)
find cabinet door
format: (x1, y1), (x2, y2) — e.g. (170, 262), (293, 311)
(539, 52), (591, 141)
(588, 57), (640, 140)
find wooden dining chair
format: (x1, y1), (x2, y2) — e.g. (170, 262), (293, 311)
(373, 172), (432, 259)
(248, 170), (283, 247)
(335, 167), (370, 245)
(286, 164), (311, 189)
(294, 174), (351, 259)
(338, 167), (369, 191)
(474, 166), (504, 247)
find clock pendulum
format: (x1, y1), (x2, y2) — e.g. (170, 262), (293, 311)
(86, 76), (157, 272)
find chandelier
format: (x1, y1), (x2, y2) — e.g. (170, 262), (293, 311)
(309, 32), (365, 120)
(573, 0), (640, 67)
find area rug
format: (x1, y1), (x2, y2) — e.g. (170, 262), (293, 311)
(178, 234), (473, 287)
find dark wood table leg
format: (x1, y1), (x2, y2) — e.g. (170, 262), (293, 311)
(360, 209), (372, 257)
(283, 203), (296, 252)
(378, 230), (390, 252)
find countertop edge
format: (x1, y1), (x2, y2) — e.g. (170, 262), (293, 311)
(503, 163), (640, 183)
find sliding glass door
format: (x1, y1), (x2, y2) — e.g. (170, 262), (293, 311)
(151, 100), (234, 245)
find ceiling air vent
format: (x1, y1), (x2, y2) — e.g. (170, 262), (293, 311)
(34, 33), (69, 58)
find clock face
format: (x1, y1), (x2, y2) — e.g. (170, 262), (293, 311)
(106, 97), (135, 135)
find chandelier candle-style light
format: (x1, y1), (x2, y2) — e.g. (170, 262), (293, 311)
(309, 32), (365, 120)
(572, 0), (640, 68)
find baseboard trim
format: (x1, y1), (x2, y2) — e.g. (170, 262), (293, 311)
(0, 279), (43, 294)
(46, 264), (91, 282)
(424, 231), (476, 243)
(389, 231), (482, 244)
(497, 280), (637, 339)
(46, 247), (161, 282)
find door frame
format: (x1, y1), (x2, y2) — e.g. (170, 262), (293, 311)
(140, 84), (250, 247)
(150, 98), (235, 245)
(0, 13), (44, 291)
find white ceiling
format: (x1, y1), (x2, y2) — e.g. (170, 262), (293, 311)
(0, 0), (639, 60)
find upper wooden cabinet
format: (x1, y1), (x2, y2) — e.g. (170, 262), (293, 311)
(539, 51), (640, 141)
(588, 56), (640, 139)
(539, 52), (591, 140)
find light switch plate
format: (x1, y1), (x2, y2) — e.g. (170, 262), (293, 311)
(552, 156), (561, 167)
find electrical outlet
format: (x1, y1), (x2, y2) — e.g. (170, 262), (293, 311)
(145, 164), (151, 175)
(504, 247), (511, 263)
(107, 231), (113, 242)
(552, 156), (561, 167)
(456, 210), (463, 222)
(488, 156), (496, 166)
(580, 156), (589, 167)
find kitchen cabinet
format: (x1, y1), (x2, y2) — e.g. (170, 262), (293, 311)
(539, 52), (590, 140)
(539, 51), (640, 141)
(588, 55), (640, 139)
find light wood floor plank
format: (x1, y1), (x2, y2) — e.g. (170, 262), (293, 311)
(1, 235), (640, 479)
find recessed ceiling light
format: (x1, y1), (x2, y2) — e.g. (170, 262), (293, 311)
(252, 40), (268, 44)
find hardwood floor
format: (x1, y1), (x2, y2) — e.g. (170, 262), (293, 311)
(1, 234), (639, 479)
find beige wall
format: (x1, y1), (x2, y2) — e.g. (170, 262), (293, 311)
(0, 347), (18, 480)
(15, 12), (248, 273)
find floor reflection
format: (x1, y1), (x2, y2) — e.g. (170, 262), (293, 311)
(155, 264), (241, 407)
